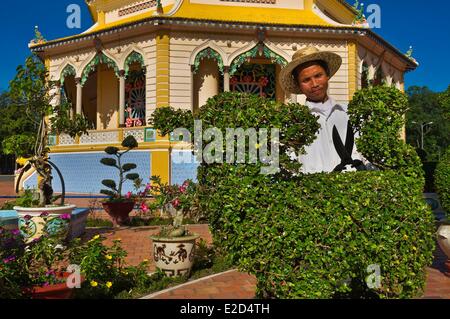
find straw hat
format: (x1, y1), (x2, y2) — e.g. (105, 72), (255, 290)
(280, 47), (342, 95)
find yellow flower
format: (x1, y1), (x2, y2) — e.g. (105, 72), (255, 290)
(143, 259), (149, 263)
(93, 235), (100, 240)
(106, 282), (113, 289)
(16, 157), (31, 166)
(105, 255), (113, 260)
(90, 281), (98, 287)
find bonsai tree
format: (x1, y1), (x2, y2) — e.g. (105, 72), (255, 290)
(100, 135), (140, 202)
(143, 176), (197, 237)
(3, 55), (90, 207)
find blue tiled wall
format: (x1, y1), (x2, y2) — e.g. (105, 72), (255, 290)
(171, 151), (200, 185)
(24, 151), (151, 195)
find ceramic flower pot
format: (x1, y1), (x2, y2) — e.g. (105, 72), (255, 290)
(150, 234), (200, 277)
(437, 225), (450, 258)
(14, 205), (76, 243)
(102, 201), (135, 227)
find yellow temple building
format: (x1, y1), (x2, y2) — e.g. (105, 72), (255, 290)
(25, 0), (417, 194)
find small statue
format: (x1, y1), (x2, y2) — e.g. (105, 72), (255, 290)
(33, 25), (46, 44)
(156, 0), (164, 15)
(352, 1), (368, 27)
(405, 46), (418, 64)
(405, 46), (413, 58)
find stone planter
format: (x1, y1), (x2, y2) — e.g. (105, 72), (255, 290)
(437, 224), (450, 276)
(14, 205), (77, 243)
(150, 234), (200, 277)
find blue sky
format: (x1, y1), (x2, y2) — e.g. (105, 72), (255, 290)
(0, 0), (448, 93)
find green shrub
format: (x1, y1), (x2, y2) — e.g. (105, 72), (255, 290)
(435, 147), (450, 217)
(201, 165), (434, 298)
(151, 90), (435, 299)
(348, 85), (422, 173)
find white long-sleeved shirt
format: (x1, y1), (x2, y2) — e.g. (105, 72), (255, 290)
(296, 97), (366, 174)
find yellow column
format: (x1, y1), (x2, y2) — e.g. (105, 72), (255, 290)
(151, 31), (171, 184)
(98, 11), (106, 26)
(304, 0), (314, 10)
(348, 41), (358, 101)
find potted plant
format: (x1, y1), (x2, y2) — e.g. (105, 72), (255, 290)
(2, 55), (90, 239)
(0, 213), (83, 299)
(99, 135), (141, 227)
(145, 176), (200, 277)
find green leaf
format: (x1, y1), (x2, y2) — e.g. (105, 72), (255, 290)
(102, 180), (117, 190)
(122, 135), (138, 149)
(122, 163), (137, 172)
(100, 158), (117, 167)
(126, 173), (139, 181)
(104, 147), (120, 155)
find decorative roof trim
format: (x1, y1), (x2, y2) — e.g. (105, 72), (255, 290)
(30, 17), (417, 69)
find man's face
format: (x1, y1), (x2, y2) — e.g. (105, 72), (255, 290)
(296, 64), (330, 103)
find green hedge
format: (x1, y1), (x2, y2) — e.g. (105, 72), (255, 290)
(435, 148), (450, 216)
(151, 89), (435, 299)
(200, 165), (434, 299)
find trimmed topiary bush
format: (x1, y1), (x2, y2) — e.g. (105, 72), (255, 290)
(150, 89), (435, 299)
(435, 148), (450, 217)
(201, 165), (434, 298)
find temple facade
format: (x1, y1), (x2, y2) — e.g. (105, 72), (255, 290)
(25, 0), (417, 194)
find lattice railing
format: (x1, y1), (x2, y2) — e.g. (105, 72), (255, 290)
(53, 127), (147, 147)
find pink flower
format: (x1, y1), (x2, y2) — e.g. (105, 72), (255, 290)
(60, 214), (71, 221)
(126, 118), (133, 128)
(179, 186), (187, 194)
(140, 202), (149, 213)
(11, 229), (20, 236)
(40, 212), (50, 217)
(3, 256), (16, 264)
(24, 215), (32, 221)
(145, 183), (152, 191)
(126, 192), (133, 199)
(172, 198), (180, 209)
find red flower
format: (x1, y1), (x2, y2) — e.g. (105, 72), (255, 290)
(140, 202), (149, 213)
(259, 77), (269, 87)
(243, 75), (253, 83)
(172, 198), (180, 209)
